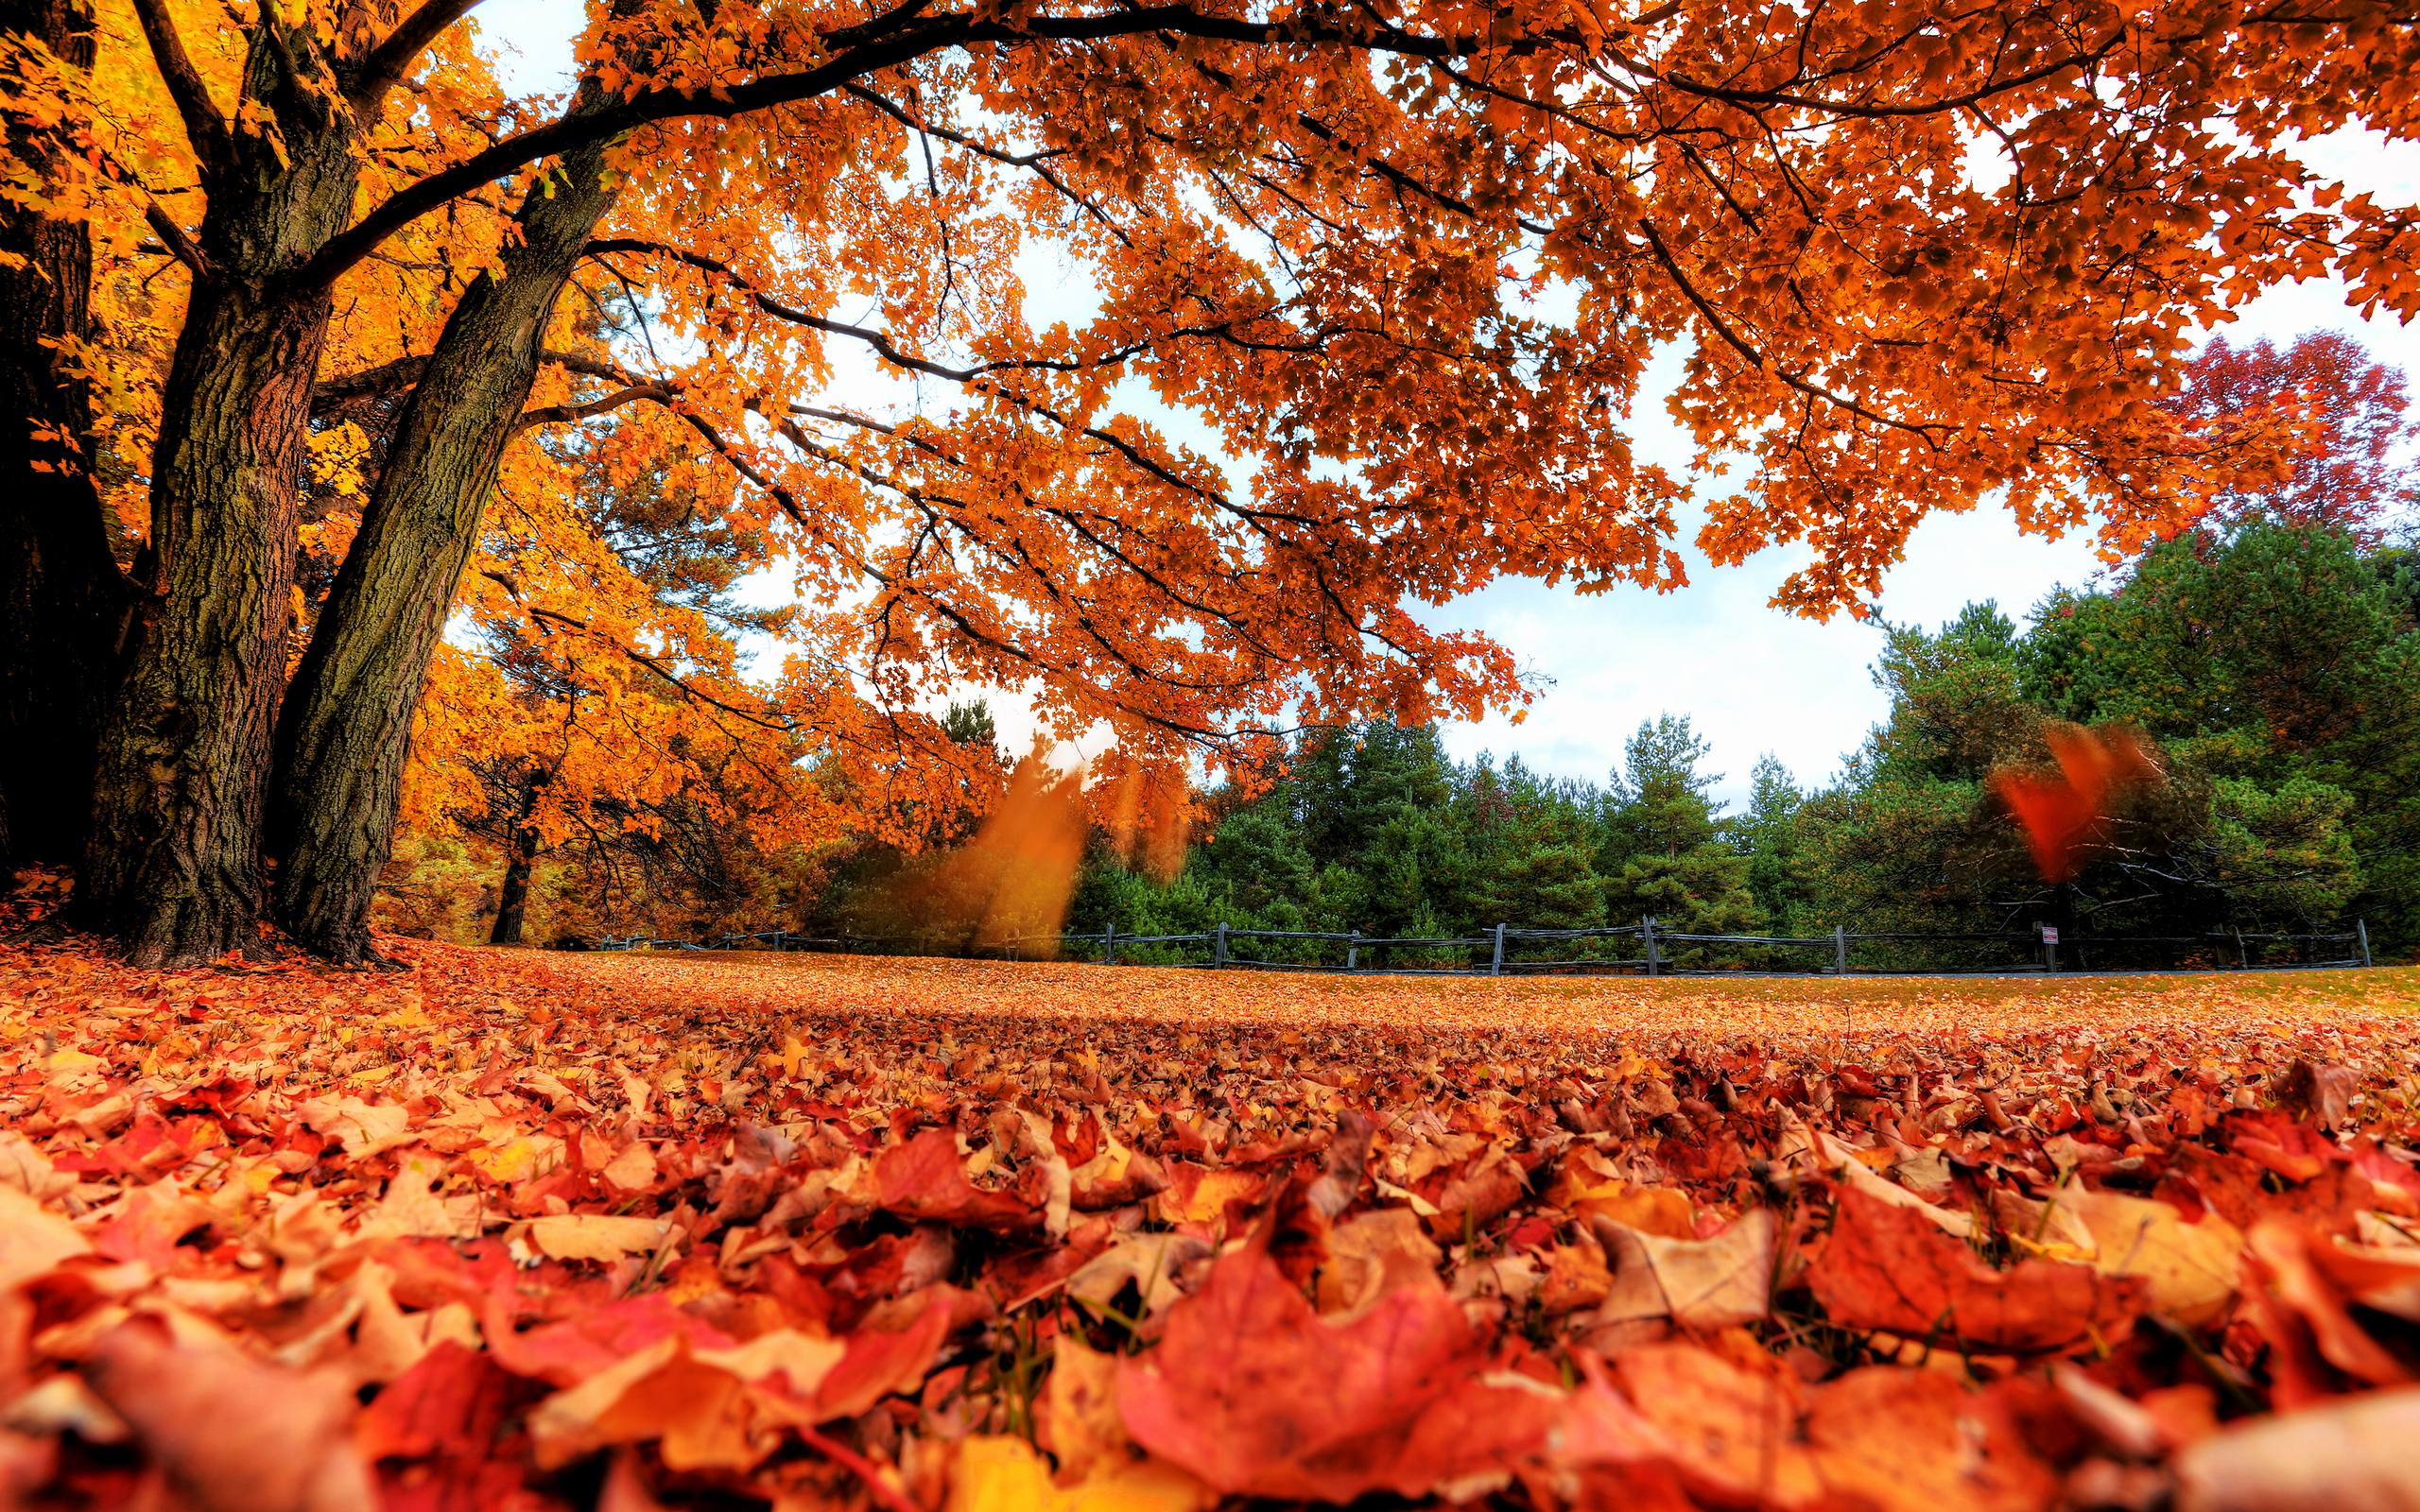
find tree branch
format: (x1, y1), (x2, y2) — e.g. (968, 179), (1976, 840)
(130, 0), (233, 182)
(314, 347), (630, 414)
(579, 237), (1320, 538)
(582, 236), (1167, 381)
(837, 83), (1127, 243)
(298, 4), (1524, 288)
(1603, 36), (2118, 122)
(514, 382), (678, 430)
(1635, 217), (1948, 446)
(668, 398), (1249, 747)
(347, 0), (487, 114)
(143, 199), (209, 279)
(479, 571), (799, 735)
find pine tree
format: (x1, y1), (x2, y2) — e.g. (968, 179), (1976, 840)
(1475, 833), (1607, 930)
(1735, 755), (1807, 933)
(1599, 715), (1757, 939)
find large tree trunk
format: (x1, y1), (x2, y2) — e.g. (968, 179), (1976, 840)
(269, 136), (620, 961)
(0, 0), (131, 876)
(80, 284), (333, 963)
(79, 28), (361, 966)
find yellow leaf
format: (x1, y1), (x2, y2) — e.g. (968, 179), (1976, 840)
(524, 1212), (666, 1263)
(45, 1048), (105, 1078)
(950, 1435), (1215, 1512)
(1150, 1167), (1260, 1226)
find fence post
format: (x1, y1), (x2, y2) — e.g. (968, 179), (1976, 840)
(1214, 922), (1228, 969)
(1346, 929), (1360, 971)
(1102, 925), (1116, 966)
(1833, 924), (1847, 975)
(1490, 922), (1507, 977)
(2232, 925), (2247, 971)
(1642, 916), (1659, 976)
(2359, 919), (2373, 968)
(2040, 923), (2059, 973)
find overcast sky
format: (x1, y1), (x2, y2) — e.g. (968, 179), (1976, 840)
(474, 4), (2420, 809)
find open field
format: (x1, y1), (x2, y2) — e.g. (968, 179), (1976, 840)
(552, 945), (2420, 1038)
(4, 936), (2420, 1509)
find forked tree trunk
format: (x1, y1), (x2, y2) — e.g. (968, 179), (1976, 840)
(270, 135), (621, 961)
(78, 28), (360, 965)
(0, 0), (132, 875)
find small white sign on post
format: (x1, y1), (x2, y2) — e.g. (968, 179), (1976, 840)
(2040, 925), (2060, 944)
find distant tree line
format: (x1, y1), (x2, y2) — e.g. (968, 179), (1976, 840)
(378, 515), (2419, 963)
(1025, 516), (2420, 965)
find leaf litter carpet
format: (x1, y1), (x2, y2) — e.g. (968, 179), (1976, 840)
(3, 937), (2419, 1511)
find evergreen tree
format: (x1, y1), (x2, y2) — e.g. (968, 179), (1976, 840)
(1351, 805), (1462, 938)
(1735, 755), (1806, 932)
(1473, 834), (1607, 930)
(1603, 714), (1723, 862)
(792, 521), (2414, 962)
(1192, 799), (1320, 927)
(1599, 715), (1757, 939)
(1297, 722), (1453, 869)
(940, 699), (1000, 751)
(2020, 524), (2414, 941)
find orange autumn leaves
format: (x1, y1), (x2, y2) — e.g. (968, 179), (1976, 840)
(3, 932), (2420, 1509)
(856, 755), (1191, 954)
(1991, 724), (2164, 884)
(1115, 1229), (1568, 1503)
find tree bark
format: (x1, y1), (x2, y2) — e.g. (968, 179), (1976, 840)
(79, 26), (361, 965)
(0, 0), (132, 876)
(269, 135), (621, 961)
(491, 837), (535, 946)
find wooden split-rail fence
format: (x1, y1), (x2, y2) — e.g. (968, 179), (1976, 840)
(595, 918), (2376, 977)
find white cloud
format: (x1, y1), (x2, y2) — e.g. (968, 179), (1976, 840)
(1430, 492), (2109, 809)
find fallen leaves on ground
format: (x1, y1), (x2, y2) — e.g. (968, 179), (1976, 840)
(1, 934), (2418, 1509)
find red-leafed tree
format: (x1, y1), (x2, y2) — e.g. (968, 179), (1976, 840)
(8, 1), (2420, 968)
(2165, 332), (2416, 545)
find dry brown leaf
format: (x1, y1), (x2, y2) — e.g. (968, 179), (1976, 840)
(1590, 1209), (1776, 1331)
(1316, 1208), (1445, 1317)
(1065, 1231), (1212, 1320)
(0, 1183), (86, 1289)
(527, 1330), (846, 1472)
(1036, 1333), (1129, 1483)
(1997, 1185), (2243, 1326)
